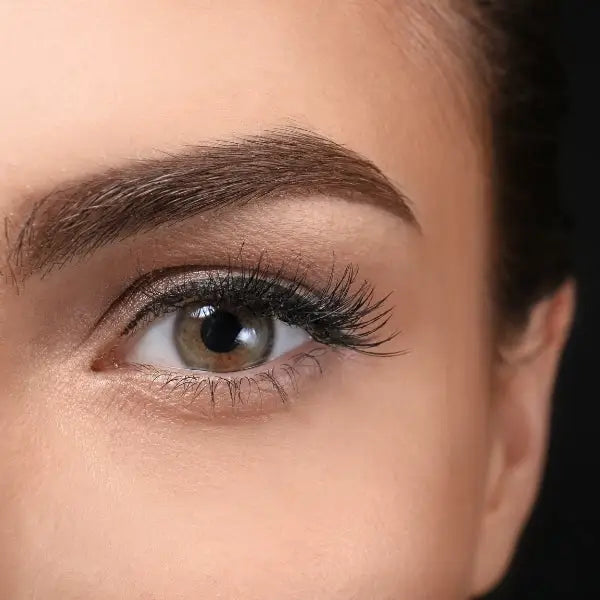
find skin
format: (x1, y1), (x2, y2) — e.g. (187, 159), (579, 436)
(0, 2), (574, 599)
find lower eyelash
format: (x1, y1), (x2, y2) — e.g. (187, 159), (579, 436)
(126, 347), (332, 419)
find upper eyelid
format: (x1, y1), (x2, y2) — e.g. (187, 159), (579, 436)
(116, 262), (352, 338)
(93, 263), (313, 331)
(89, 260), (400, 360)
(119, 270), (312, 336)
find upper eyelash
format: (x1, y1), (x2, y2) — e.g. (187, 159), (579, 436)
(120, 259), (401, 356)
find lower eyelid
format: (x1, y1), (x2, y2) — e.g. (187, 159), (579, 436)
(95, 344), (337, 421)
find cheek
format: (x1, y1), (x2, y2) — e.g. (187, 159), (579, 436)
(1, 329), (493, 600)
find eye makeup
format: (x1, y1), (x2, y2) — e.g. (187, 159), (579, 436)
(91, 255), (403, 419)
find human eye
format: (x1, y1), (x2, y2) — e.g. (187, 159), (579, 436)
(127, 303), (312, 373)
(92, 257), (399, 420)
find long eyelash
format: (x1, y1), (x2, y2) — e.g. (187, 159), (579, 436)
(122, 257), (401, 356)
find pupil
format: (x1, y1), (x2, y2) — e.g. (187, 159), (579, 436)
(200, 309), (243, 353)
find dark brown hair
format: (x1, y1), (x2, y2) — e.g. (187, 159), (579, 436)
(475, 0), (573, 326)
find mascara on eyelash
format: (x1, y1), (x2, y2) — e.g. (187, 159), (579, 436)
(121, 261), (401, 356)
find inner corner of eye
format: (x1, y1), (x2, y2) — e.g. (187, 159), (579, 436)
(90, 347), (120, 372)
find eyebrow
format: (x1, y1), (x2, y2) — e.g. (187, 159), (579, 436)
(7, 129), (419, 278)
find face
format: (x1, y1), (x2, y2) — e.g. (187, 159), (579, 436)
(0, 2), (574, 599)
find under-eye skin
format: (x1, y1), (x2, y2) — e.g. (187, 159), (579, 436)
(92, 259), (402, 418)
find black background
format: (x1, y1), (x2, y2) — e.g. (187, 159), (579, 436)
(485, 2), (599, 598)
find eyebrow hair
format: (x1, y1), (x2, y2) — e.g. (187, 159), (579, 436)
(7, 128), (419, 278)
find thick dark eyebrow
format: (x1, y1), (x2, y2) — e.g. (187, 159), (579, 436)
(8, 129), (419, 278)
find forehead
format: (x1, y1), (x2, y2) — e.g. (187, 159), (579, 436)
(0, 0), (486, 233)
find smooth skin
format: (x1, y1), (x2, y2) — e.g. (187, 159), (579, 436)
(0, 2), (574, 599)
